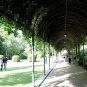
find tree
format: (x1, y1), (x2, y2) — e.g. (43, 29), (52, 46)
(0, 35), (5, 55)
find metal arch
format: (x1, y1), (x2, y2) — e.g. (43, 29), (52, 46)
(0, 0), (87, 50)
(54, 37), (74, 46)
(35, 7), (87, 38)
(38, 16), (86, 44)
(55, 39), (74, 51)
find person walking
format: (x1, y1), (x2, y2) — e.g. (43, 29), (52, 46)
(0, 58), (3, 70)
(45, 56), (47, 64)
(3, 56), (7, 71)
(74, 56), (76, 63)
(68, 53), (72, 64)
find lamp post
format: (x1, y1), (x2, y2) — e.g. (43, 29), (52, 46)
(64, 0), (67, 37)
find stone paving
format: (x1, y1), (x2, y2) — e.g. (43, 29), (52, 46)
(40, 58), (87, 87)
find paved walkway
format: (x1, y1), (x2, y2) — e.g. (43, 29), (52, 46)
(40, 59), (87, 87)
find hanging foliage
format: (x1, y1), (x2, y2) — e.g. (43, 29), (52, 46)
(0, 16), (32, 41)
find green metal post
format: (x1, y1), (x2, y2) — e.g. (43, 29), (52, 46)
(32, 33), (35, 86)
(83, 43), (85, 68)
(76, 45), (77, 56)
(83, 43), (84, 55)
(78, 44), (80, 56)
(49, 43), (50, 70)
(43, 41), (46, 75)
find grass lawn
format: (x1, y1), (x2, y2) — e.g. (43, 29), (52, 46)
(0, 59), (44, 87)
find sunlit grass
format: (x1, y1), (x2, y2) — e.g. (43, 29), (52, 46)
(0, 59), (43, 87)
(0, 70), (43, 87)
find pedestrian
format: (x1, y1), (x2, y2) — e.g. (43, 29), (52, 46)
(45, 56), (47, 64)
(0, 58), (3, 70)
(74, 56), (76, 63)
(3, 56), (7, 71)
(68, 53), (72, 64)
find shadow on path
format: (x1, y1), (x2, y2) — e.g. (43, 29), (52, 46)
(40, 62), (87, 87)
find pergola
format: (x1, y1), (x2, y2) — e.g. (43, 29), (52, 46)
(0, 0), (87, 86)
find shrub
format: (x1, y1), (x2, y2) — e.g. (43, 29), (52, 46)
(36, 51), (43, 58)
(0, 55), (4, 59)
(34, 53), (37, 62)
(84, 56), (87, 65)
(28, 53), (32, 62)
(28, 53), (37, 62)
(46, 54), (49, 58)
(19, 54), (27, 59)
(12, 55), (20, 62)
(37, 53), (42, 58)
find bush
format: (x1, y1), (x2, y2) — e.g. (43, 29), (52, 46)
(34, 53), (37, 62)
(76, 55), (83, 66)
(37, 52), (43, 58)
(37, 54), (42, 58)
(84, 56), (87, 65)
(19, 54), (27, 59)
(46, 54), (49, 58)
(28, 53), (37, 62)
(28, 54), (32, 62)
(0, 55), (4, 59)
(12, 55), (20, 62)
